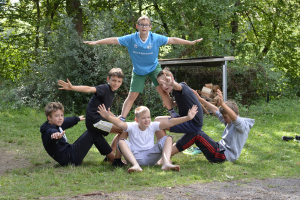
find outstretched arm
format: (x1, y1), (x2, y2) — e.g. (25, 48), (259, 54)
(159, 105), (198, 130)
(217, 89), (237, 121)
(58, 78), (96, 93)
(97, 104), (128, 130)
(83, 37), (119, 45)
(191, 89), (219, 114)
(167, 37), (203, 45)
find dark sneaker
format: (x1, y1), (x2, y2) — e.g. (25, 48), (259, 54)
(295, 135), (300, 140)
(103, 156), (108, 162)
(112, 159), (126, 167)
(282, 136), (294, 141)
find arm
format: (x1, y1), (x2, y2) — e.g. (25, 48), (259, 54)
(167, 37), (203, 45)
(58, 78), (96, 93)
(97, 104), (128, 130)
(83, 37), (119, 45)
(159, 105), (198, 130)
(191, 89), (219, 114)
(217, 89), (237, 121)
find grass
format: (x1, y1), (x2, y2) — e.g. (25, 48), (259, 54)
(1, 97), (300, 199)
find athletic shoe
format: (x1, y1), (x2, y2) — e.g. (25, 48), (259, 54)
(103, 156), (108, 162)
(295, 135), (300, 140)
(112, 159), (126, 167)
(282, 136), (294, 141)
(183, 147), (202, 155)
(93, 120), (113, 132)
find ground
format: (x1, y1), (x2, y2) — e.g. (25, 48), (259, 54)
(1, 149), (300, 200)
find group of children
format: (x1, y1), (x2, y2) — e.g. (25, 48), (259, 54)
(40, 15), (255, 173)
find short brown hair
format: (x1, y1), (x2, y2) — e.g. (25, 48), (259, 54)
(156, 67), (172, 79)
(134, 106), (150, 118)
(219, 101), (239, 115)
(137, 15), (151, 25)
(108, 68), (124, 79)
(44, 102), (64, 118)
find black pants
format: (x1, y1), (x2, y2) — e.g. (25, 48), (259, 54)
(67, 130), (112, 166)
(176, 130), (226, 163)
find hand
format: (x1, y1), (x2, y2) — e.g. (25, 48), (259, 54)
(83, 41), (98, 45)
(191, 89), (201, 99)
(51, 131), (65, 140)
(187, 105), (198, 120)
(160, 72), (175, 87)
(191, 38), (203, 45)
(217, 89), (224, 105)
(58, 78), (72, 90)
(78, 115), (85, 121)
(97, 104), (110, 119)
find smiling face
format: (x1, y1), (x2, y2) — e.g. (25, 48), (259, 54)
(136, 110), (151, 130)
(47, 110), (64, 127)
(107, 75), (123, 91)
(136, 19), (152, 37)
(157, 76), (173, 93)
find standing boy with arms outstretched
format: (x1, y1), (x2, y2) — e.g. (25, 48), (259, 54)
(40, 102), (106, 166)
(97, 104), (198, 173)
(57, 68), (125, 166)
(84, 15), (203, 122)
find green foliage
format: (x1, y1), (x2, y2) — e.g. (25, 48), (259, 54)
(1, 98), (300, 199)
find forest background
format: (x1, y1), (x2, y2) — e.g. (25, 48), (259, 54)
(0, 0), (299, 116)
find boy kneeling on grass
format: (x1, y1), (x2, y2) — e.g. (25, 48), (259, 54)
(40, 102), (106, 166)
(97, 104), (198, 173)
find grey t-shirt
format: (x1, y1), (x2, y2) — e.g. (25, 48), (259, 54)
(216, 111), (255, 162)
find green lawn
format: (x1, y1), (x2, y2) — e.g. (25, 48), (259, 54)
(1, 98), (300, 199)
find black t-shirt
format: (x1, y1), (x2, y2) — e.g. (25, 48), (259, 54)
(172, 82), (203, 127)
(85, 84), (115, 128)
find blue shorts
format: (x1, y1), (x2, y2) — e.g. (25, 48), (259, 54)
(170, 120), (202, 134)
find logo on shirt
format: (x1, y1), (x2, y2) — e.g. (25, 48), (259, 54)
(147, 43), (153, 49)
(134, 44), (138, 48)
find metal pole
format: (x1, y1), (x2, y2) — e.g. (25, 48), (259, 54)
(222, 61), (227, 101)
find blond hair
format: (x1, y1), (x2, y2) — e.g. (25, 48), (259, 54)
(44, 102), (64, 118)
(108, 68), (124, 79)
(219, 101), (239, 115)
(137, 15), (151, 25)
(134, 106), (150, 118)
(156, 67), (172, 79)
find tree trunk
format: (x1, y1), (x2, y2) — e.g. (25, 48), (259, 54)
(66, 0), (83, 36)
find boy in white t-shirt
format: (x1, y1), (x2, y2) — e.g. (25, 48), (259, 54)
(97, 104), (198, 173)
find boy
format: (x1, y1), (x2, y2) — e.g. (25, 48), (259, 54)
(155, 68), (205, 156)
(192, 89), (255, 162)
(57, 68), (125, 165)
(97, 104), (198, 173)
(40, 102), (105, 166)
(84, 15), (203, 122)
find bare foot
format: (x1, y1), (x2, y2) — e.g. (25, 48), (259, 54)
(127, 166), (142, 173)
(156, 158), (163, 165)
(161, 163), (180, 171)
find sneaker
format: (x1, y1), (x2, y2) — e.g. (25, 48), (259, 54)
(282, 136), (294, 141)
(295, 135), (300, 140)
(93, 120), (113, 132)
(112, 159), (126, 167)
(103, 156), (108, 162)
(183, 147), (202, 155)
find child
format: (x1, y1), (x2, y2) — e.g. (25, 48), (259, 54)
(84, 15), (203, 122)
(97, 104), (198, 173)
(155, 68), (205, 156)
(40, 102), (106, 166)
(192, 89), (255, 162)
(57, 68), (125, 165)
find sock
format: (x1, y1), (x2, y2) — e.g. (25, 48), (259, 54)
(168, 108), (180, 118)
(120, 117), (126, 122)
(112, 158), (125, 167)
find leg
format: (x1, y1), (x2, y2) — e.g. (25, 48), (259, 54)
(118, 140), (142, 173)
(156, 85), (173, 110)
(161, 136), (180, 171)
(121, 92), (139, 118)
(154, 116), (170, 141)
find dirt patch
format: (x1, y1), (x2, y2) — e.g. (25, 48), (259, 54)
(0, 147), (31, 175)
(71, 178), (300, 200)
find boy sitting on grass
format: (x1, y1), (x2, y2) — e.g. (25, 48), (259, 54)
(192, 89), (255, 162)
(97, 104), (198, 173)
(40, 102), (106, 166)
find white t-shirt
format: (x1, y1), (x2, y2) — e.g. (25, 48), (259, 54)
(125, 121), (161, 151)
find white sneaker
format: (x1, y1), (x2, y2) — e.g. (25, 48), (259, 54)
(93, 120), (113, 132)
